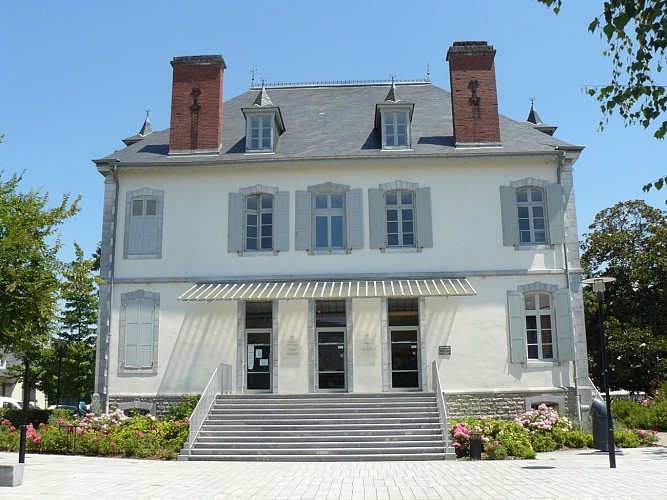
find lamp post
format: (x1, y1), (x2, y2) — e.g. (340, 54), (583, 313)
(55, 339), (65, 409)
(582, 276), (617, 469)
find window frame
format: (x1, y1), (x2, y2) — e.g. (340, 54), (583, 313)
(524, 291), (555, 361)
(118, 290), (160, 374)
(375, 103), (414, 150)
(228, 186), (289, 256)
(385, 189), (415, 248)
(123, 188), (164, 259)
(245, 193), (274, 252)
(314, 192), (346, 251)
(241, 107), (285, 153)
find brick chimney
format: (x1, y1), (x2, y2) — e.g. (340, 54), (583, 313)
(446, 41), (500, 146)
(169, 55), (226, 154)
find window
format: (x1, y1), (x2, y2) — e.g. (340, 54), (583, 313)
(295, 183), (363, 253)
(517, 188), (546, 244)
(383, 112), (409, 147)
(500, 180), (564, 247)
(241, 106), (285, 153)
(228, 186), (289, 255)
(246, 194), (273, 251)
(524, 292), (554, 360)
(118, 290), (159, 374)
(376, 103), (414, 150)
(507, 284), (574, 364)
(249, 116), (272, 151)
(385, 190), (414, 247)
(315, 193), (345, 249)
(124, 188), (164, 259)
(369, 181), (432, 251)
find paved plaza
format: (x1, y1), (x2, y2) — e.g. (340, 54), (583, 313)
(2, 444), (667, 500)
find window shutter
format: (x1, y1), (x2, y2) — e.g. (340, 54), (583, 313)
(500, 186), (519, 246)
(295, 190), (312, 251)
(507, 291), (526, 363)
(554, 289), (574, 361)
(137, 298), (154, 368)
(124, 300), (139, 368)
(369, 189), (385, 249)
(274, 191), (290, 252)
(228, 193), (243, 253)
(415, 187), (433, 248)
(346, 189), (363, 250)
(129, 200), (144, 255)
(143, 199), (158, 255)
(546, 183), (565, 244)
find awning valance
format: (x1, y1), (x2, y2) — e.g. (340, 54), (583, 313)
(178, 278), (476, 302)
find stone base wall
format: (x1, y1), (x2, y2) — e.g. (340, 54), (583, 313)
(445, 389), (577, 421)
(108, 395), (193, 418)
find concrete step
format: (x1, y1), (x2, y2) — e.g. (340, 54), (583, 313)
(193, 440), (444, 450)
(182, 452), (448, 462)
(189, 445), (445, 456)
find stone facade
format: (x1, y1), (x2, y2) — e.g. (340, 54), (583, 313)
(108, 395), (191, 418)
(444, 389), (576, 420)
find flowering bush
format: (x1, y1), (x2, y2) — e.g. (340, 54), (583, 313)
(612, 399), (667, 431)
(485, 440), (507, 460)
(450, 417), (535, 459)
(514, 404), (573, 452)
(0, 410), (190, 459)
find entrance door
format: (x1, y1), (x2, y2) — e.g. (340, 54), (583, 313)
(247, 331), (271, 391)
(390, 329), (420, 389)
(317, 330), (346, 390)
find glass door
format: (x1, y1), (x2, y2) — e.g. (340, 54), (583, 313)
(247, 331), (271, 391)
(317, 330), (346, 391)
(390, 329), (420, 389)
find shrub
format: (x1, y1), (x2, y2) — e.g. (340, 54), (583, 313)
(167, 394), (200, 421)
(450, 417), (536, 459)
(515, 404), (573, 452)
(485, 440), (507, 460)
(562, 429), (590, 449)
(614, 429), (641, 448)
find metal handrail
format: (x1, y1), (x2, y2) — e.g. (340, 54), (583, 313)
(432, 360), (452, 453)
(182, 363), (232, 452)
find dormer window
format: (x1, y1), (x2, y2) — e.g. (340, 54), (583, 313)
(242, 85), (285, 153)
(375, 82), (414, 150)
(249, 115), (273, 150)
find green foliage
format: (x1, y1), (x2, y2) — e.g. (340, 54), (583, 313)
(614, 429), (641, 448)
(0, 409), (190, 459)
(485, 441), (507, 460)
(539, 0), (667, 141)
(450, 417), (537, 459)
(0, 408), (51, 427)
(612, 399), (667, 431)
(167, 394), (201, 421)
(581, 200), (667, 392)
(0, 172), (80, 362)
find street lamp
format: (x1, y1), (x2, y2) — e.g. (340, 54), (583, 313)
(54, 338), (66, 409)
(582, 276), (617, 469)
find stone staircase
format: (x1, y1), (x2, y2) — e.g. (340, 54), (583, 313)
(179, 392), (453, 461)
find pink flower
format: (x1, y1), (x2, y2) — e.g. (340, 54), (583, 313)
(651, 430), (659, 436)
(9, 426), (16, 432)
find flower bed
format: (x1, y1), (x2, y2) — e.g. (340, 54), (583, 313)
(0, 409), (190, 460)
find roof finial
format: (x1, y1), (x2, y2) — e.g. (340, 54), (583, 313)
(526, 97), (542, 124)
(385, 75), (399, 102)
(139, 109), (152, 136)
(253, 80), (273, 107)
(250, 68), (257, 88)
(426, 63), (431, 82)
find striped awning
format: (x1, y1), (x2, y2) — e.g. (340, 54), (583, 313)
(178, 278), (476, 302)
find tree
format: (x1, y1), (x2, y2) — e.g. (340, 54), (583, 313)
(581, 200), (667, 392)
(539, 1), (667, 193)
(57, 242), (100, 403)
(0, 172), (80, 358)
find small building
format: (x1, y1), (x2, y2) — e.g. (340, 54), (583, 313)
(92, 41), (592, 421)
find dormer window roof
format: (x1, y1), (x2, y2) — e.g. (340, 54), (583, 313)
(242, 85), (285, 153)
(375, 81), (414, 150)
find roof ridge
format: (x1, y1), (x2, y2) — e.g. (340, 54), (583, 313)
(251, 78), (430, 90)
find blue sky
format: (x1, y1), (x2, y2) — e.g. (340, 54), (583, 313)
(1, 1), (665, 262)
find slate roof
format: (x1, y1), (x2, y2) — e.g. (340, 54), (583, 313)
(98, 82), (580, 165)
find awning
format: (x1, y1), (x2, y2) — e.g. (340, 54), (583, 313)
(178, 278), (476, 302)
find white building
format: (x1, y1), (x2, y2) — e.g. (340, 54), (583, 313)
(93, 41), (592, 422)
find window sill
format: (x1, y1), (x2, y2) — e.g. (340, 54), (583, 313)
(382, 247), (419, 254)
(309, 249), (350, 255)
(514, 244), (553, 251)
(236, 250), (279, 257)
(244, 150), (275, 155)
(118, 366), (158, 375)
(125, 254), (160, 260)
(523, 360), (561, 368)
(381, 147), (414, 152)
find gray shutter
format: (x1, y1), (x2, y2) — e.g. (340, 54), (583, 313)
(554, 289), (574, 361)
(507, 291), (526, 364)
(144, 199), (158, 255)
(369, 188), (385, 249)
(295, 190), (312, 251)
(346, 189), (363, 250)
(129, 199), (144, 255)
(500, 186), (519, 246)
(228, 193), (243, 253)
(137, 298), (154, 368)
(546, 183), (565, 244)
(274, 191), (290, 252)
(124, 300), (139, 368)
(415, 187), (433, 248)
